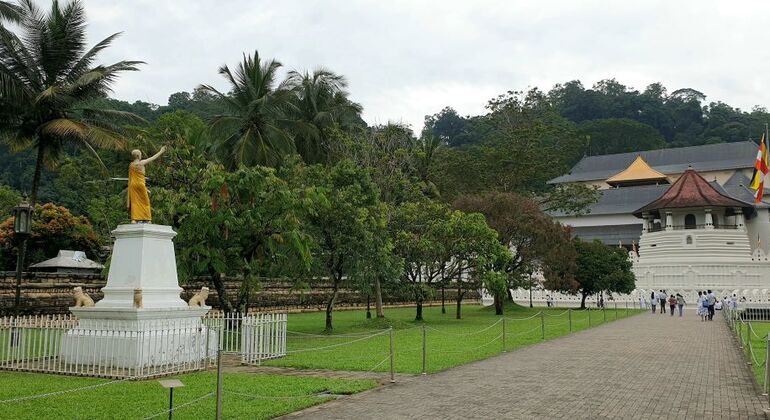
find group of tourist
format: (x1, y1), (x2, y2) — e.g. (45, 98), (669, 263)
(647, 290), (688, 317)
(640, 290), (724, 321)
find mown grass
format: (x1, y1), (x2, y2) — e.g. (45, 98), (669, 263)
(0, 371), (376, 420)
(265, 303), (642, 374)
(735, 320), (770, 386)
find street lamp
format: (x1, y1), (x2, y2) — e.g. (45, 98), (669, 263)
(12, 200), (33, 314)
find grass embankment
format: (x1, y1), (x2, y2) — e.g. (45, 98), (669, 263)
(265, 303), (642, 374)
(0, 371), (376, 419)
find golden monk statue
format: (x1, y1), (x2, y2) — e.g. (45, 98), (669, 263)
(127, 146), (166, 223)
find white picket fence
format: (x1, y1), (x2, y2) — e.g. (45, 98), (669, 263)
(0, 312), (287, 379)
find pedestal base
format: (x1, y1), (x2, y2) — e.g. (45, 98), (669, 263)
(60, 307), (217, 370)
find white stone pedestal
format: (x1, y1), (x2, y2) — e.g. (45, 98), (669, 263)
(60, 224), (216, 371)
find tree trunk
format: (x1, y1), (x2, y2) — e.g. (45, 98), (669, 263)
(456, 287), (463, 319)
(441, 284), (446, 314)
(366, 294), (371, 319)
(493, 293), (504, 315)
(325, 279), (340, 331)
(580, 292), (588, 310)
(208, 267), (232, 313)
(374, 276), (384, 318)
(29, 146), (44, 207)
(415, 288), (424, 321)
(507, 287), (514, 302)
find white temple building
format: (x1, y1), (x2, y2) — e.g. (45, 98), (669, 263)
(515, 142), (770, 306)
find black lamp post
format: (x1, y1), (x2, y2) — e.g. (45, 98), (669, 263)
(11, 200), (33, 315)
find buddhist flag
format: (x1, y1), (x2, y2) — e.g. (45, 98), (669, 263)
(750, 134), (768, 203)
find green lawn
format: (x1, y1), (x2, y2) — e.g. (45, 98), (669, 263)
(265, 303), (641, 374)
(735, 320), (770, 387)
(0, 371), (376, 420)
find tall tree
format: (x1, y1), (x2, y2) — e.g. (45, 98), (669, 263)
(284, 68), (363, 164)
(302, 160), (398, 330)
(454, 192), (576, 315)
(200, 50), (297, 168)
(0, 0), (143, 206)
(571, 240), (636, 309)
(391, 200), (452, 321)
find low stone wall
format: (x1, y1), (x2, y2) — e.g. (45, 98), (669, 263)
(0, 272), (478, 315)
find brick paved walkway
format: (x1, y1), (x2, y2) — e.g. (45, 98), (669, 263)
(284, 311), (766, 419)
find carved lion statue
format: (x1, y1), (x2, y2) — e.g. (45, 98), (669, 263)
(188, 287), (209, 307)
(73, 286), (95, 307)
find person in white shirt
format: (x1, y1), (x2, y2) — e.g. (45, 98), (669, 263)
(706, 290), (716, 321)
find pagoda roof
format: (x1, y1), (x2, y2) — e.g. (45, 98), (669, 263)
(633, 168), (753, 217)
(606, 156), (668, 186)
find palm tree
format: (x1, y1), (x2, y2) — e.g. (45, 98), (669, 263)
(0, 0), (144, 206)
(0, 1), (22, 23)
(284, 69), (363, 164)
(200, 51), (298, 169)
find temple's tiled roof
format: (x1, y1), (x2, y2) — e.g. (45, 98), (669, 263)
(549, 184), (670, 217)
(549, 141), (758, 184)
(633, 169), (752, 216)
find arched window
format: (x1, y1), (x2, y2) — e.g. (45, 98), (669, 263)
(684, 214), (696, 229)
(686, 235), (693, 245)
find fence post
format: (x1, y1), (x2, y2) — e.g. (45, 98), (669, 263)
(625, 300), (629, 317)
(568, 309), (572, 333)
(739, 321), (744, 349)
(747, 322), (752, 358)
(588, 308), (591, 327)
(389, 327), (395, 383)
(614, 302), (618, 320)
(215, 348), (223, 420)
(603, 307), (607, 323)
(540, 311), (545, 340)
(763, 333), (770, 400)
(421, 324), (427, 375)
(502, 318), (506, 353)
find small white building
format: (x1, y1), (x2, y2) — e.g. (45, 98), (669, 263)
(29, 250), (104, 274)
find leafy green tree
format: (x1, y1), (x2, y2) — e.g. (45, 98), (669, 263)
(301, 160), (398, 330)
(391, 200), (452, 321)
(0, 183), (21, 218)
(284, 68), (363, 164)
(0, 0), (144, 207)
(443, 211), (505, 319)
(572, 240), (635, 309)
(454, 192), (576, 315)
(580, 118), (666, 155)
(200, 51), (298, 168)
(174, 165), (315, 312)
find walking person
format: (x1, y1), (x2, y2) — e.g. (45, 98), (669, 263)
(659, 290), (667, 314)
(697, 291), (706, 321)
(676, 293), (685, 317)
(650, 290), (657, 314)
(707, 290), (716, 321)
(668, 294), (677, 316)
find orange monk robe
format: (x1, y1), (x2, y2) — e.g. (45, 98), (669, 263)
(128, 164), (151, 221)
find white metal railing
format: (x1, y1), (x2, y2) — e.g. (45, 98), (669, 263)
(0, 311), (287, 379)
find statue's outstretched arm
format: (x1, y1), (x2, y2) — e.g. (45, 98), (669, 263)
(140, 145), (167, 166)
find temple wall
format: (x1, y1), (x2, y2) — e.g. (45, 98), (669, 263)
(0, 272), (476, 315)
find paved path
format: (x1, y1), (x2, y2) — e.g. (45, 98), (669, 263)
(284, 310), (766, 419)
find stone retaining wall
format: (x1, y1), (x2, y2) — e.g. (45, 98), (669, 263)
(0, 272), (477, 314)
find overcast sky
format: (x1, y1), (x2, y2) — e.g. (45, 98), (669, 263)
(81, 0), (770, 132)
